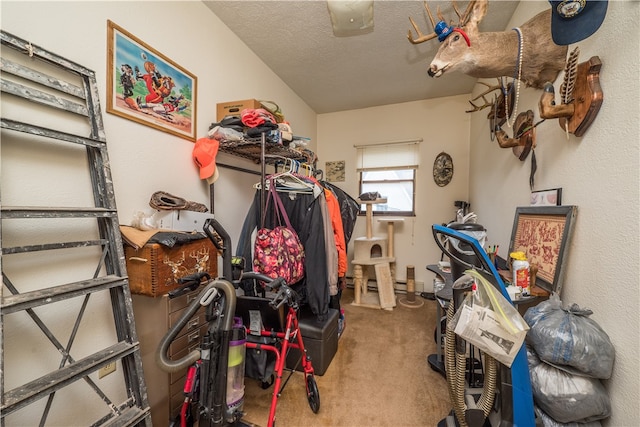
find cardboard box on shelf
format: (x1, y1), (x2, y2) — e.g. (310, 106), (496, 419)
(216, 99), (263, 121)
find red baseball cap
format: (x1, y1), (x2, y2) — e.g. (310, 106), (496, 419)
(193, 137), (220, 183)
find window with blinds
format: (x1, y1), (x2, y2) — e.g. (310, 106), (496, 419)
(355, 140), (420, 216)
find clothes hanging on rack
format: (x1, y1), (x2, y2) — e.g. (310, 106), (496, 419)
(303, 178), (347, 295)
(275, 173), (348, 296)
(237, 187), (330, 319)
(236, 169), (359, 321)
(321, 181), (360, 246)
(319, 180), (360, 321)
(318, 191), (339, 294)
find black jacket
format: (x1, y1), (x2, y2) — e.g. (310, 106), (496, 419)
(237, 189), (329, 319)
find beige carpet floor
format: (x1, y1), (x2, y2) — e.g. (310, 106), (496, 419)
(241, 288), (452, 427)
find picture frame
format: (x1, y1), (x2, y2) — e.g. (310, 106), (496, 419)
(530, 188), (562, 206)
(508, 205), (577, 295)
(325, 160), (346, 182)
(106, 20), (197, 141)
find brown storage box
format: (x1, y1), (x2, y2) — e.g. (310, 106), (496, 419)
(216, 99), (263, 120)
(125, 239), (218, 297)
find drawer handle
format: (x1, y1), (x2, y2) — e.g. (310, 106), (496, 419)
(128, 257), (148, 263)
(187, 319), (199, 330)
(187, 294), (198, 304)
(188, 330), (200, 343)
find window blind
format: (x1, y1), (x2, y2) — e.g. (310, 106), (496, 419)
(355, 139), (421, 171)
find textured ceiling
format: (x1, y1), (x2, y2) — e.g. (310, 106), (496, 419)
(203, 1), (520, 114)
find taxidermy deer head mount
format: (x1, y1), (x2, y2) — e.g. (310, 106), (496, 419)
(407, 0), (568, 89)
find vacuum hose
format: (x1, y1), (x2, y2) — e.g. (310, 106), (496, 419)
(156, 279), (237, 373)
(444, 281), (498, 427)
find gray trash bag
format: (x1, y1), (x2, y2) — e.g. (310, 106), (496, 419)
(527, 346), (611, 424)
(524, 293), (615, 379)
(535, 405), (602, 427)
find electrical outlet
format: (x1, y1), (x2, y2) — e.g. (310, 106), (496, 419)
(98, 362), (116, 379)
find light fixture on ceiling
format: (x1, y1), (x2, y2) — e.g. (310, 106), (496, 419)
(326, 0), (374, 37)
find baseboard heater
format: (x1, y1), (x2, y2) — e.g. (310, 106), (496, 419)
(344, 276), (424, 294)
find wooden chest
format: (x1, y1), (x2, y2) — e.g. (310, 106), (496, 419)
(125, 238), (218, 296)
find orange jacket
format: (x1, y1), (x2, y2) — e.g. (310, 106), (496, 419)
(324, 187), (347, 277)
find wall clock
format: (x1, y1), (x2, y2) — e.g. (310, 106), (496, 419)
(433, 152), (454, 187)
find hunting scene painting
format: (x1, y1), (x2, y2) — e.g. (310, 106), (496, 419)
(107, 20), (197, 141)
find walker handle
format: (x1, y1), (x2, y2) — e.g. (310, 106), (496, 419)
(269, 283), (299, 310)
(240, 271), (287, 292)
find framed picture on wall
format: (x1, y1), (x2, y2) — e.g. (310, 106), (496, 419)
(530, 188), (562, 206)
(325, 160), (346, 182)
(106, 20), (197, 141)
(508, 205), (577, 295)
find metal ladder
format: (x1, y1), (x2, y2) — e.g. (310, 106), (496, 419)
(1, 30), (151, 426)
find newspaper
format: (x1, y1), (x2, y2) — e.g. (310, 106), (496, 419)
(454, 303), (526, 367)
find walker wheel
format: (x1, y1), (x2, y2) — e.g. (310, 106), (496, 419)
(306, 374), (320, 413)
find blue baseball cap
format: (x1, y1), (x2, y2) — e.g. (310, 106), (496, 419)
(549, 0), (608, 45)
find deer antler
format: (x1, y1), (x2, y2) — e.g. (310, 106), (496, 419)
(407, 1), (447, 44)
(453, 0), (477, 28)
(466, 97), (493, 113)
(465, 80), (502, 113)
(408, 1), (477, 44)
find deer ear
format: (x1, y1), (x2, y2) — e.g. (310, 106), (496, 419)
(465, 0), (488, 34)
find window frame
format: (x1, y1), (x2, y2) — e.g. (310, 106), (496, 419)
(358, 166), (417, 217)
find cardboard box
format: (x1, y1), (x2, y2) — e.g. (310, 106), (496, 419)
(216, 99), (263, 121)
(153, 210), (214, 233)
(125, 239), (217, 297)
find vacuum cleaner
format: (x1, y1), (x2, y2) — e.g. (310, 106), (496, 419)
(432, 224), (536, 427)
(155, 218), (259, 427)
(156, 271), (252, 427)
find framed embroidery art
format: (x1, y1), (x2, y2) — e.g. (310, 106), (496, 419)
(508, 205), (577, 294)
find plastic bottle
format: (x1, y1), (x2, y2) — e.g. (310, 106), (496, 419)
(510, 251), (530, 295)
(226, 317), (247, 409)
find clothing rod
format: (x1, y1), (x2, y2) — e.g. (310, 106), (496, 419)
(217, 162), (261, 176)
(353, 138), (423, 148)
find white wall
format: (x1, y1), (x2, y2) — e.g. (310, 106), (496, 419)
(317, 96), (471, 290)
(2, 0), (638, 426)
(2, 0), (317, 240)
(469, 1), (640, 426)
(1, 1), (316, 424)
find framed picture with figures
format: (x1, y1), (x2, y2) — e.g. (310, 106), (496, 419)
(107, 20), (197, 141)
